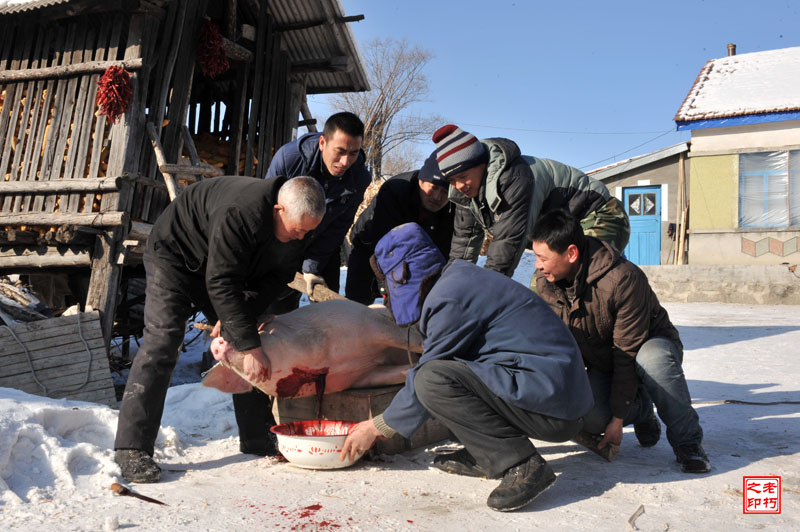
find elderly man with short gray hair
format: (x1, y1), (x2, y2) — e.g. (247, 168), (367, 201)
(114, 175), (325, 483)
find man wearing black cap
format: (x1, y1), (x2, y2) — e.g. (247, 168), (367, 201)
(340, 223), (593, 512)
(431, 124), (629, 280)
(345, 153), (454, 304)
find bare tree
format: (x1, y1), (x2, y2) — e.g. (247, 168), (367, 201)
(329, 38), (443, 179)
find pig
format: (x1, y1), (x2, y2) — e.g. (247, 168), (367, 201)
(202, 299), (423, 399)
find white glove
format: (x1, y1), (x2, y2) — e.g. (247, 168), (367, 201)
(303, 272), (327, 302)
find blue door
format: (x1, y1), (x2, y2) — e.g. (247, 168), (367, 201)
(623, 186), (661, 265)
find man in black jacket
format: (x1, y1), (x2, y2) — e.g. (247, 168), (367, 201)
(345, 153), (454, 304)
(231, 112), (371, 457)
(114, 175), (325, 483)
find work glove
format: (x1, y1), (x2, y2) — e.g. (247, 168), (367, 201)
(303, 272), (327, 302)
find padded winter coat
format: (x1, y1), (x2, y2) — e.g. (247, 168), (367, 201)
(535, 237), (681, 419)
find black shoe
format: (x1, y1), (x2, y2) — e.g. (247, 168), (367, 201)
(432, 448), (490, 478)
(240, 431), (279, 457)
(674, 443), (711, 473)
(115, 449), (161, 483)
(634, 411), (661, 447)
(487, 454), (556, 512)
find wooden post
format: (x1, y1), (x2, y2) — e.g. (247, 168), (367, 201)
(147, 122), (180, 201)
(227, 65), (249, 175)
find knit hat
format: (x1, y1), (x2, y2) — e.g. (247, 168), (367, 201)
(417, 152), (448, 188)
(371, 223), (446, 326)
(432, 124), (487, 178)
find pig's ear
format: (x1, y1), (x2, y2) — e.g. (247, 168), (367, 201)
(202, 364), (254, 394)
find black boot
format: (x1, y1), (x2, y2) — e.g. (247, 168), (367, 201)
(432, 448), (491, 478)
(674, 443), (711, 473)
(634, 411), (661, 447)
(115, 449), (161, 483)
(487, 453), (556, 512)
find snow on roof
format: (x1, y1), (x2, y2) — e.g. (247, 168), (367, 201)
(588, 142), (688, 181)
(674, 46), (800, 123)
(0, 0), (69, 15)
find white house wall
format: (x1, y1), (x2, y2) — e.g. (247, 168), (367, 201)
(690, 120), (800, 155)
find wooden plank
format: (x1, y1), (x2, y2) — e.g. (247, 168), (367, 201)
(2, 327), (103, 359)
(260, 29), (279, 173)
(2, 343), (107, 379)
(1, 177), (121, 193)
(0, 58), (145, 83)
(19, 28), (57, 212)
(105, 14), (145, 180)
(147, 122), (179, 200)
(35, 23), (77, 213)
(11, 29), (52, 211)
(0, 34), (35, 211)
(0, 310), (99, 333)
(0, 246), (92, 268)
(227, 65), (249, 175)
(245, 5), (269, 177)
(0, 211), (126, 226)
(62, 21), (95, 211)
(0, 317), (102, 345)
(161, 0), (206, 166)
(66, 23), (108, 213)
(26, 26), (65, 204)
(45, 23), (89, 214)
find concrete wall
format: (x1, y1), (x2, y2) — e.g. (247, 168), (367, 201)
(601, 154), (687, 264)
(640, 264), (800, 305)
(689, 230), (800, 264)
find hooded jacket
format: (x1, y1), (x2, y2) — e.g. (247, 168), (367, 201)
(148, 175), (297, 352)
(449, 141), (613, 276)
(448, 137), (533, 276)
(535, 237), (681, 419)
(266, 132), (371, 274)
(380, 259), (593, 438)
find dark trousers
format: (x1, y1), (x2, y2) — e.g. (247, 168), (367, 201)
(115, 254), (214, 455)
(414, 360), (583, 478)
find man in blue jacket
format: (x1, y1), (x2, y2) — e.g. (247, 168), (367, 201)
(266, 111), (371, 298)
(340, 223), (593, 512)
(232, 112), (371, 457)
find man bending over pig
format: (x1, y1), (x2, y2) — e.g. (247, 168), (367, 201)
(340, 223), (593, 512)
(114, 175), (325, 483)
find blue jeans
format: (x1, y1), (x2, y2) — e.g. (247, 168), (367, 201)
(582, 337), (703, 449)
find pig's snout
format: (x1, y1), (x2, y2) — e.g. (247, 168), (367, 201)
(210, 337), (232, 362)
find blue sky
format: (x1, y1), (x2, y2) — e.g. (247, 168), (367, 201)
(306, 0), (800, 172)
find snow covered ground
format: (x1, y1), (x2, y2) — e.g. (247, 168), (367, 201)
(1, 257), (799, 531)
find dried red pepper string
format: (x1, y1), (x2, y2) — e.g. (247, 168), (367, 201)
(197, 18), (230, 78)
(96, 66), (133, 123)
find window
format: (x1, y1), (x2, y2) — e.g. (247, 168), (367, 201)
(739, 150), (800, 228)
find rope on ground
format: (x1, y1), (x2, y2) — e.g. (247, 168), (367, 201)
(1, 311), (93, 395)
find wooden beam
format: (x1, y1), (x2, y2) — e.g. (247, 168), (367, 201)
(0, 212), (128, 227)
(0, 178), (121, 193)
(290, 56), (351, 74)
(276, 14), (364, 32)
(146, 121), (180, 201)
(221, 37), (253, 63)
(0, 246), (92, 268)
(0, 58), (144, 83)
(158, 163), (224, 176)
(298, 118), (317, 128)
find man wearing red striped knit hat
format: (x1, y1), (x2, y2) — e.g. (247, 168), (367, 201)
(432, 124), (629, 280)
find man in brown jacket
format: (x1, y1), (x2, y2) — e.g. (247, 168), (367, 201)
(530, 210), (710, 473)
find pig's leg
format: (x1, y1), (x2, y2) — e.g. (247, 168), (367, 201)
(349, 364), (411, 388)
